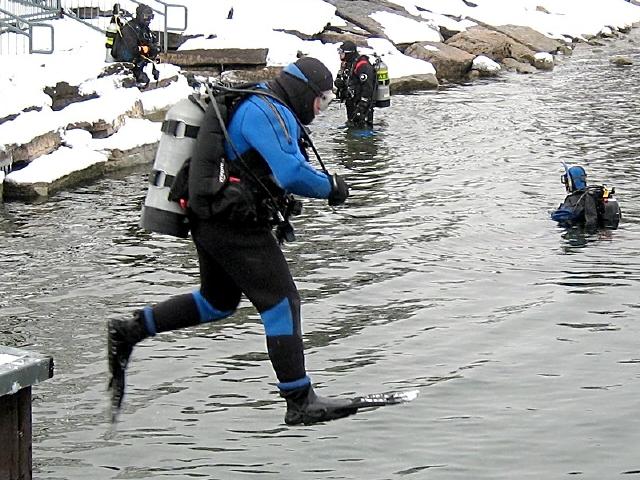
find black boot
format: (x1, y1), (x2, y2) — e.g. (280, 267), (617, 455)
(281, 384), (358, 426)
(107, 311), (148, 421)
(135, 70), (150, 89)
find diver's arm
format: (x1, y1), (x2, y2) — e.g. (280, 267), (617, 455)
(235, 97), (332, 199)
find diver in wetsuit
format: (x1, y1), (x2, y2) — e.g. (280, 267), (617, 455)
(334, 40), (377, 128)
(111, 3), (160, 87)
(551, 164), (621, 230)
(107, 57), (356, 426)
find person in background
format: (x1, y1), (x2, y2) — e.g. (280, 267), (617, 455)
(334, 40), (377, 128)
(551, 163), (621, 230)
(111, 3), (160, 87)
(108, 57), (356, 426)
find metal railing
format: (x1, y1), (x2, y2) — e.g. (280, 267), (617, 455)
(60, 0), (187, 52)
(0, 0), (61, 24)
(0, 0), (59, 53)
(141, 0), (187, 53)
(0, 0), (186, 54)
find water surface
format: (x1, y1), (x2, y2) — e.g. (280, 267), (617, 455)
(1, 33), (640, 479)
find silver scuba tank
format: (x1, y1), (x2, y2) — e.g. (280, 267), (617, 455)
(105, 20), (118, 62)
(105, 4), (121, 62)
(374, 58), (390, 108)
(139, 96), (205, 238)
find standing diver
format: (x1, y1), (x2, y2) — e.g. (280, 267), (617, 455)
(111, 3), (160, 88)
(334, 41), (377, 128)
(108, 57), (356, 426)
(551, 163), (621, 230)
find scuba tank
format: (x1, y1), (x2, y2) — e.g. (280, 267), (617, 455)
(139, 95), (206, 238)
(374, 56), (390, 108)
(105, 3), (122, 62)
(601, 186), (621, 229)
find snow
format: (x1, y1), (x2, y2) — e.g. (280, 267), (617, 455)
(370, 10), (442, 44)
(1, 0), (640, 187)
(91, 118), (162, 151)
(5, 147), (107, 184)
(473, 55), (501, 73)
(0, 354), (18, 366)
(368, 38), (437, 77)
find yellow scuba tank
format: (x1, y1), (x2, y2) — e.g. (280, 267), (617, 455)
(105, 4), (121, 62)
(139, 95), (206, 238)
(374, 57), (390, 108)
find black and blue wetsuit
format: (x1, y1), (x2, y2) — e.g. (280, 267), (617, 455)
(109, 57), (355, 425)
(226, 93), (331, 198)
(139, 91), (333, 393)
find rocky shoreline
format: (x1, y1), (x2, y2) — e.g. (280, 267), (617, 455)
(1, 0), (637, 202)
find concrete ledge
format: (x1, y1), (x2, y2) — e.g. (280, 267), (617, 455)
(105, 142), (158, 171)
(0, 346), (54, 480)
(0, 346), (53, 401)
(3, 161), (107, 200)
(161, 48), (268, 68)
(3, 141), (158, 200)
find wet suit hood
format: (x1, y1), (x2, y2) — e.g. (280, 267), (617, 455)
(135, 4), (153, 27)
(339, 40), (358, 63)
(267, 57), (333, 125)
(563, 163), (587, 192)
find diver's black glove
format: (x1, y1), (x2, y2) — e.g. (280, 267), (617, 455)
(149, 44), (160, 59)
(328, 173), (349, 206)
(334, 77), (346, 100)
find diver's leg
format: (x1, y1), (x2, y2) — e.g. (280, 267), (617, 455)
(108, 222), (241, 419)
(194, 222), (357, 425)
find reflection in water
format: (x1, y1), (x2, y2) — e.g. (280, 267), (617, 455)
(1, 32), (640, 480)
(559, 226), (618, 250)
(336, 127), (384, 167)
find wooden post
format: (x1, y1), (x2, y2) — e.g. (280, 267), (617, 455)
(0, 347), (54, 480)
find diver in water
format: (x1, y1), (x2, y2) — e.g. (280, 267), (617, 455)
(550, 163), (621, 230)
(334, 41), (377, 128)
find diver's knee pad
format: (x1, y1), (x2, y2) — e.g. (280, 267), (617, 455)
(260, 296), (300, 337)
(260, 296), (306, 383)
(148, 291), (234, 333)
(192, 290), (234, 323)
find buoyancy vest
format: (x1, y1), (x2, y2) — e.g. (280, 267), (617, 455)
(141, 84), (328, 239)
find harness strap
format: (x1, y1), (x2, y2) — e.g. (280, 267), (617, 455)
(161, 119), (200, 139)
(354, 58), (369, 73)
(149, 169), (175, 188)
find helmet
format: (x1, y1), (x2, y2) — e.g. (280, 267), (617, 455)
(561, 164), (587, 192)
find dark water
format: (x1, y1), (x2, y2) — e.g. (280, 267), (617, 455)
(2, 33), (640, 479)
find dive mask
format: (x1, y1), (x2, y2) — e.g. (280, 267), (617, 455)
(318, 90), (335, 111)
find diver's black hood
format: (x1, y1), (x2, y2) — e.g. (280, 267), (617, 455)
(136, 4), (153, 26)
(267, 57), (333, 125)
